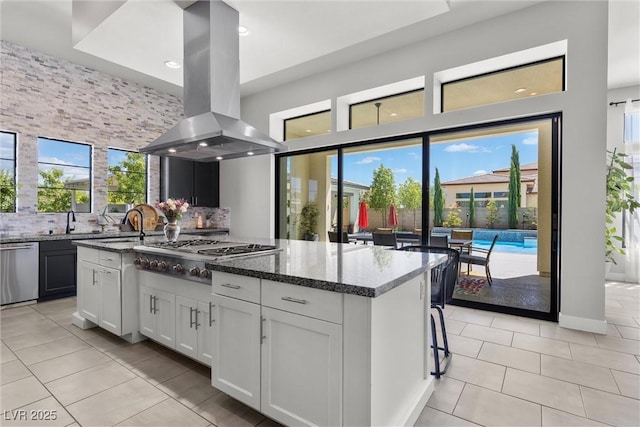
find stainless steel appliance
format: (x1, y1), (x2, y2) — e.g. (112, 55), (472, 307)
(133, 239), (279, 284)
(1, 242), (39, 305)
(139, 0), (287, 161)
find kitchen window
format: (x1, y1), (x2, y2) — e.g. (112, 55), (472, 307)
(441, 56), (565, 112)
(37, 137), (92, 213)
(284, 110), (331, 141)
(349, 89), (424, 130)
(0, 131), (17, 212)
(107, 148), (147, 212)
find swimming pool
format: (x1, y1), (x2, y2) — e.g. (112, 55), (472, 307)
(472, 239), (537, 255)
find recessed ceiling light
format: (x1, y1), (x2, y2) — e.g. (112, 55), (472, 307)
(305, 129), (312, 133)
(238, 25), (250, 36)
(529, 92), (538, 96)
(514, 88), (527, 94)
(390, 112), (398, 117)
(168, 148), (177, 153)
(198, 142), (208, 147)
(247, 151), (254, 156)
(216, 156), (223, 160)
(164, 61), (181, 69)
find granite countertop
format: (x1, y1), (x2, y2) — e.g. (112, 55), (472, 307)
(206, 240), (446, 298)
(1, 228), (229, 245)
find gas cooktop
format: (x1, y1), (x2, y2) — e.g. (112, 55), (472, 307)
(133, 238), (281, 284)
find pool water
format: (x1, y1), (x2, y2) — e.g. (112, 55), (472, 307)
(473, 239), (538, 255)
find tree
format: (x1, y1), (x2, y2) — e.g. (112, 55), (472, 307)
(508, 144), (521, 228)
(468, 186), (475, 228)
(398, 177), (422, 229)
(486, 199), (498, 229)
(368, 164), (396, 227)
(443, 205), (463, 228)
(108, 152), (146, 204)
(0, 169), (16, 212)
(433, 168), (444, 227)
(38, 168), (89, 212)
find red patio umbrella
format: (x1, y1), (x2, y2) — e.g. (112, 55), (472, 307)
(357, 201), (369, 230)
(388, 204), (398, 228)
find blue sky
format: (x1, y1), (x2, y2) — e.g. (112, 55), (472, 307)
(332, 130), (538, 186)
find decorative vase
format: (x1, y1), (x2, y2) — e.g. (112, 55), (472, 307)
(164, 220), (180, 242)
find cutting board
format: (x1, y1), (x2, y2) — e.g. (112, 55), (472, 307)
(128, 204), (158, 231)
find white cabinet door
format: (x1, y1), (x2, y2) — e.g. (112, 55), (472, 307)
(197, 300), (214, 366)
(175, 295), (198, 359)
(154, 289), (176, 349)
(98, 266), (122, 335)
(261, 306), (342, 427)
(139, 285), (156, 338)
(78, 261), (99, 324)
(211, 294), (261, 410)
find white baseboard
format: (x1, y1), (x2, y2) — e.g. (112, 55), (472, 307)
(559, 312), (607, 334)
(71, 311), (97, 329)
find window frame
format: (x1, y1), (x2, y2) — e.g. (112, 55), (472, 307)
(283, 109), (332, 142)
(107, 147), (148, 210)
(0, 131), (17, 213)
(37, 137), (93, 213)
(348, 88), (424, 130)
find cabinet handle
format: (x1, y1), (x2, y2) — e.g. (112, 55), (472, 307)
(149, 295), (153, 314)
(92, 270), (97, 286)
(195, 309), (200, 330)
(103, 258), (114, 261)
(209, 302), (214, 326)
(189, 307), (194, 329)
(281, 296), (308, 305)
(153, 296), (159, 314)
(221, 283), (241, 290)
(261, 315), (266, 343)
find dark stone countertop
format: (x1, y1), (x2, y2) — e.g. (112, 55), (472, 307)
(1, 228), (229, 246)
(206, 239), (446, 298)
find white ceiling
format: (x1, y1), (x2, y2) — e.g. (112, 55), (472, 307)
(1, 0), (638, 99)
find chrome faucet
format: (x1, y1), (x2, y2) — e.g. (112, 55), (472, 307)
(123, 208), (146, 241)
(65, 210), (76, 234)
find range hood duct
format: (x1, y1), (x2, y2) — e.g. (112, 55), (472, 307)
(140, 0), (286, 161)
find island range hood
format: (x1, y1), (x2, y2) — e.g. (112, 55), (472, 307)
(140, 0), (286, 161)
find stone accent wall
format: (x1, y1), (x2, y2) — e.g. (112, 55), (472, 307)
(0, 41), (229, 236)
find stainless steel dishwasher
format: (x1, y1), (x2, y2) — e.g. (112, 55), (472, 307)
(1, 242), (39, 305)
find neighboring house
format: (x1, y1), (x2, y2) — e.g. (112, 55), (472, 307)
(442, 162), (538, 208)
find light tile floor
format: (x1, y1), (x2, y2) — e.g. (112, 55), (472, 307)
(0, 282), (638, 427)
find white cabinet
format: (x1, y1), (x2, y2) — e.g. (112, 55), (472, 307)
(175, 296), (214, 365)
(261, 306), (342, 427)
(139, 284), (176, 349)
(139, 273), (212, 365)
(211, 294), (261, 409)
(77, 252), (122, 336)
(74, 246), (142, 342)
(211, 274), (343, 426)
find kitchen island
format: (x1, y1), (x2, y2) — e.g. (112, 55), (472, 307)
(73, 236), (445, 427)
(201, 239), (445, 427)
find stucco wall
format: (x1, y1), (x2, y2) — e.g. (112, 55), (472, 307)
(230, 1), (609, 331)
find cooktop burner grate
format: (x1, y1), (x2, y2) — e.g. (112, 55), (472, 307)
(197, 244), (277, 256)
(147, 239), (222, 249)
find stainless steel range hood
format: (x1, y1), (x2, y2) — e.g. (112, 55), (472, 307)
(140, 0), (286, 161)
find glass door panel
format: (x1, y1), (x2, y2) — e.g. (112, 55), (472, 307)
(278, 149), (338, 241)
(429, 117), (558, 318)
(341, 138), (423, 243)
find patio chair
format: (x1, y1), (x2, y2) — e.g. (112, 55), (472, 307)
(459, 234), (499, 286)
(375, 227), (393, 234)
(400, 245), (459, 378)
(429, 234), (449, 247)
(451, 229), (473, 254)
(372, 232), (398, 249)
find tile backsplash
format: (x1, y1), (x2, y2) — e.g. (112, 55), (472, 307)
(0, 207), (230, 237)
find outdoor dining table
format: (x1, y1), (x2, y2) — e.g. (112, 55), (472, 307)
(348, 232), (421, 246)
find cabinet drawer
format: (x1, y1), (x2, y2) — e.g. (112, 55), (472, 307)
(212, 272), (260, 304)
(78, 247), (99, 264)
(99, 250), (121, 269)
(262, 280), (343, 324)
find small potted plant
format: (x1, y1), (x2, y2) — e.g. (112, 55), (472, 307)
(605, 149), (639, 267)
(299, 202), (319, 241)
